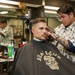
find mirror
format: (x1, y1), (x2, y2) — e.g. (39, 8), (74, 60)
(0, 2), (28, 19)
(0, 1), (30, 47)
(0, 8), (19, 18)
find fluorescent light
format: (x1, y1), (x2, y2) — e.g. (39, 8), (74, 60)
(0, 4), (18, 8)
(0, 0), (20, 5)
(45, 10), (57, 14)
(26, 3), (41, 8)
(42, 0), (45, 6)
(44, 6), (59, 10)
(0, 11), (8, 14)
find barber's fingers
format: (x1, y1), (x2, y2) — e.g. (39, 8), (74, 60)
(58, 37), (70, 48)
(46, 32), (56, 40)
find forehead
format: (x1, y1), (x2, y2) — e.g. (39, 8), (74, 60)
(58, 13), (68, 16)
(36, 22), (47, 27)
(32, 22), (47, 30)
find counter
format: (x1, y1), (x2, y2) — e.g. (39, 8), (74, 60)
(0, 58), (14, 75)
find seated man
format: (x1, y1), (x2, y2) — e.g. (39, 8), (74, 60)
(12, 18), (75, 75)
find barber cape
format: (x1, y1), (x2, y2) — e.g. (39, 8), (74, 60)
(12, 40), (75, 75)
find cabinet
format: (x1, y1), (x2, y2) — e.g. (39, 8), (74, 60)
(0, 59), (13, 75)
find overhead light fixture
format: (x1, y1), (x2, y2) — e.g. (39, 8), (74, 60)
(42, 0), (45, 6)
(45, 10), (57, 14)
(0, 11), (8, 14)
(26, 3), (41, 8)
(0, 4), (18, 8)
(0, 0), (20, 5)
(44, 6), (59, 10)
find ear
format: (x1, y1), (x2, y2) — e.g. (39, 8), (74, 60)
(31, 28), (34, 33)
(70, 12), (74, 18)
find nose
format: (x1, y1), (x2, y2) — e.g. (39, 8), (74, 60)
(59, 17), (64, 22)
(44, 28), (47, 32)
(43, 29), (48, 35)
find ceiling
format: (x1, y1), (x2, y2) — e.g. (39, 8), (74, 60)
(11, 0), (75, 7)
(0, 0), (75, 18)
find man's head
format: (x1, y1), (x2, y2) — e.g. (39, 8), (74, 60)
(0, 18), (7, 28)
(57, 4), (75, 27)
(31, 18), (48, 40)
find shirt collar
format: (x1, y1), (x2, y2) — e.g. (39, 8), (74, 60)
(33, 38), (42, 42)
(68, 21), (75, 29)
(60, 21), (75, 30)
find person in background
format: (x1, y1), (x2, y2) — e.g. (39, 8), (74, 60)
(18, 37), (27, 48)
(21, 37), (27, 44)
(48, 4), (75, 63)
(0, 18), (13, 45)
(12, 18), (75, 75)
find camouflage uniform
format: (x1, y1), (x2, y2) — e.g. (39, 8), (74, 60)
(54, 22), (75, 63)
(0, 25), (13, 45)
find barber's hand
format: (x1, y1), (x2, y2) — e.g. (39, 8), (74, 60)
(47, 32), (56, 40)
(46, 26), (57, 41)
(45, 31), (57, 42)
(46, 30), (70, 48)
(57, 37), (70, 48)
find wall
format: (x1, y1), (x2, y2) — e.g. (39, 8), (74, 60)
(8, 19), (23, 37)
(7, 19), (24, 48)
(48, 17), (61, 29)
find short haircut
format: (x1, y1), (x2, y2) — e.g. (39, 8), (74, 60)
(31, 18), (46, 28)
(57, 4), (75, 16)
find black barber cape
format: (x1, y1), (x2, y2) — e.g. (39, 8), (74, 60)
(12, 40), (75, 75)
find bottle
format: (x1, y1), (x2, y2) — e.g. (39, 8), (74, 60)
(7, 45), (13, 58)
(3, 49), (8, 58)
(11, 40), (14, 58)
(4, 49), (7, 56)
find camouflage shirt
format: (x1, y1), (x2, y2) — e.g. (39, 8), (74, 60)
(0, 25), (13, 45)
(54, 21), (75, 63)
